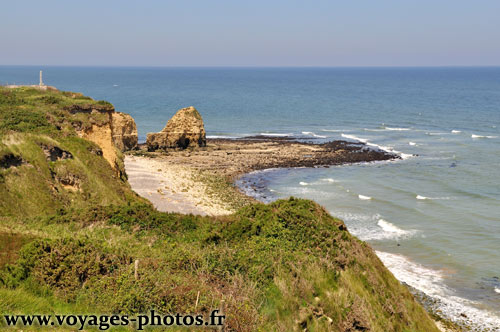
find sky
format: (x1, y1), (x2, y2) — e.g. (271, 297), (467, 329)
(1, 0), (500, 67)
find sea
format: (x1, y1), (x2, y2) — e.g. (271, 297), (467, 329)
(1, 66), (499, 330)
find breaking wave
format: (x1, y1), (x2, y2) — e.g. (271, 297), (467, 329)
(341, 133), (414, 160)
(301, 131), (327, 138)
(472, 134), (498, 139)
(384, 127), (411, 131)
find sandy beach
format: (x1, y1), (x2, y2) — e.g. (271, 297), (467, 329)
(125, 155), (235, 216)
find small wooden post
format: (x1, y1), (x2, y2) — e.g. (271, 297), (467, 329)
(134, 259), (139, 280)
(218, 299), (225, 332)
(195, 291), (200, 310)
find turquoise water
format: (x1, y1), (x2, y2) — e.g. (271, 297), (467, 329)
(1, 66), (499, 329)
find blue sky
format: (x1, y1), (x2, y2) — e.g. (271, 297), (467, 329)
(1, 0), (499, 66)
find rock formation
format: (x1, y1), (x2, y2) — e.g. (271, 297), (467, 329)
(112, 112), (138, 151)
(72, 104), (138, 173)
(146, 106), (206, 151)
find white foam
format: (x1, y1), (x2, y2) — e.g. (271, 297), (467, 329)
(385, 127), (410, 131)
(299, 181), (308, 186)
(359, 220), (415, 241)
(207, 135), (239, 139)
(113, 84), (119, 87)
(321, 129), (345, 132)
(301, 131), (327, 138)
(333, 211), (416, 241)
(367, 142), (414, 160)
(400, 153), (414, 160)
(363, 128), (387, 132)
(259, 133), (293, 137)
(322, 178), (336, 183)
(472, 134), (498, 139)
(341, 133), (368, 143)
(417, 195), (450, 200)
(451, 130), (461, 134)
(377, 219), (409, 237)
(341, 134), (414, 160)
(495, 287), (500, 294)
(358, 194), (372, 200)
(409, 141), (417, 146)
(376, 251), (500, 331)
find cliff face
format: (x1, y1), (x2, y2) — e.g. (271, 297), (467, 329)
(66, 102), (137, 174)
(77, 121), (118, 171)
(146, 106), (206, 150)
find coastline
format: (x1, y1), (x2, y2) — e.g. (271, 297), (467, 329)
(125, 137), (398, 216)
(2, 78), (497, 331)
(125, 137), (466, 332)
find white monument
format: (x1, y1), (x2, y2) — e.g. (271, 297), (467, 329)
(39, 70), (44, 86)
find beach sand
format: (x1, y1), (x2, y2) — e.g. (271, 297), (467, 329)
(125, 156), (234, 216)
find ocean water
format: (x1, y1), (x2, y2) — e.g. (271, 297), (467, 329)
(1, 66), (500, 330)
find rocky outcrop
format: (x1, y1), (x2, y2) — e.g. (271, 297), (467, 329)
(146, 132), (168, 151)
(73, 106), (137, 174)
(41, 145), (73, 162)
(146, 106), (206, 151)
(112, 112), (138, 151)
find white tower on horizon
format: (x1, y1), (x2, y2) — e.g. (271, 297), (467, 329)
(39, 70), (44, 86)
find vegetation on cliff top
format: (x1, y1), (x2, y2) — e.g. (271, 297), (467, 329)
(0, 87), (135, 217)
(0, 87), (440, 331)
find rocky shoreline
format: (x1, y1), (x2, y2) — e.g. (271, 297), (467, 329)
(125, 136), (400, 215)
(136, 136), (399, 178)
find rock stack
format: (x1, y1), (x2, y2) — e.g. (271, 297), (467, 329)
(111, 112), (138, 151)
(146, 106), (206, 151)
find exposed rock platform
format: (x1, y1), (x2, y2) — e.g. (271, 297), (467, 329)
(136, 136), (399, 180)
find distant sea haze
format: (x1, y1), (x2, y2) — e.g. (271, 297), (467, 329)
(2, 66), (500, 330)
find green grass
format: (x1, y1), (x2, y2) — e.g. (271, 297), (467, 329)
(0, 87), (113, 136)
(0, 200), (440, 332)
(0, 87), (440, 331)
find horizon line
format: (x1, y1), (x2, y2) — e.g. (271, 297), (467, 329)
(1, 64), (500, 69)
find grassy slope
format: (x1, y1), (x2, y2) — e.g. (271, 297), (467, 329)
(0, 87), (134, 218)
(0, 87), (439, 331)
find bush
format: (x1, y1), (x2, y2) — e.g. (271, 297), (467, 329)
(0, 238), (131, 300)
